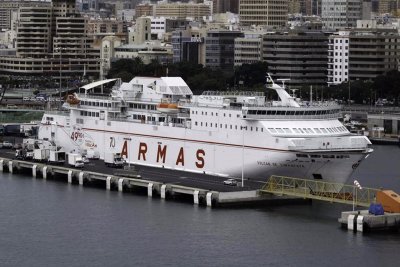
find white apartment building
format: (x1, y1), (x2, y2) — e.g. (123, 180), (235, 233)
(328, 31), (350, 85)
(150, 17), (166, 40)
(321, 0), (362, 30)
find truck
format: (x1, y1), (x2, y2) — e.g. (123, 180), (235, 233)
(15, 148), (34, 160)
(33, 148), (50, 162)
(86, 149), (100, 160)
(104, 152), (124, 168)
(48, 151), (66, 165)
(67, 153), (84, 168)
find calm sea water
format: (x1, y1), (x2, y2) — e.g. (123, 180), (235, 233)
(1, 145), (400, 267)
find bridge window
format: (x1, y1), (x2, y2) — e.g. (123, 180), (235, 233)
(268, 128), (277, 133)
(314, 128), (321, 133)
(283, 128), (291, 133)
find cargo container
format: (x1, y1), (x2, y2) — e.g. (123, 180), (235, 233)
(49, 151), (66, 165)
(33, 148), (50, 162)
(67, 153), (84, 168)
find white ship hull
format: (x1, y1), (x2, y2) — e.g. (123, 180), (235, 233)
(39, 76), (372, 186)
(39, 114), (367, 184)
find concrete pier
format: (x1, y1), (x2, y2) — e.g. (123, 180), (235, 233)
(0, 156), (304, 208)
(339, 210), (400, 232)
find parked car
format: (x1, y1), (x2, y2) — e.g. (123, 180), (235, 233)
(223, 178), (238, 186)
(2, 141), (13, 148)
(6, 104), (18, 109)
(82, 156), (90, 163)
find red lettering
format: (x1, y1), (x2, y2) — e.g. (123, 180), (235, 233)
(121, 140), (128, 159)
(176, 147), (184, 166)
(195, 149), (205, 168)
(138, 142), (147, 161)
(157, 145), (167, 163)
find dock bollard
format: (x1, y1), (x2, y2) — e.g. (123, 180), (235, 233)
(0, 159), (4, 172)
(32, 165), (37, 177)
(8, 161), (13, 174)
(160, 184), (167, 199)
(106, 176), (112, 190)
(68, 170), (73, 184)
(193, 190), (199, 205)
(206, 192), (213, 207)
(148, 183), (153, 197)
(42, 166), (47, 179)
(118, 178), (124, 192)
(78, 172), (84, 185)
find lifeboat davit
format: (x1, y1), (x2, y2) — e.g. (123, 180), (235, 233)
(156, 102), (179, 113)
(66, 94), (80, 105)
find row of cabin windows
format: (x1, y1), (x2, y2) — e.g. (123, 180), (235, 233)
(193, 122), (347, 134)
(296, 154), (350, 159)
(194, 121), (264, 132)
(129, 103), (156, 110)
(81, 100), (112, 108)
(268, 126), (347, 134)
(247, 109), (340, 116)
(132, 114), (165, 122)
(192, 110), (240, 118)
(80, 111), (100, 117)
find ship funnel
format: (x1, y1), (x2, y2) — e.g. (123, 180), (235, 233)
(266, 73), (300, 107)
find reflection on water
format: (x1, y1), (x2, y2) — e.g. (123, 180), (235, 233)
(0, 145), (399, 266)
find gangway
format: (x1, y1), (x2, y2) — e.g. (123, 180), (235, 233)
(260, 175), (378, 207)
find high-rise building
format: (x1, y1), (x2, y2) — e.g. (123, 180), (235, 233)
(155, 2), (211, 20)
(327, 22), (400, 84)
(321, 0), (363, 30)
(0, 0), (100, 81)
(378, 0), (399, 15)
(0, 0), (51, 30)
(212, 0), (239, 14)
(204, 29), (243, 70)
(234, 32), (263, 66)
(239, 0), (288, 28)
(172, 27), (204, 64)
(263, 31), (329, 86)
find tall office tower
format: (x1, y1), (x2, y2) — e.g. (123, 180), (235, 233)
(288, 0), (301, 14)
(213, 0), (239, 13)
(362, 0), (372, 19)
(300, 0), (322, 15)
(1, 0), (99, 78)
(239, 0), (288, 28)
(321, 0), (362, 30)
(0, 0), (51, 30)
(16, 6), (53, 58)
(379, 0), (398, 15)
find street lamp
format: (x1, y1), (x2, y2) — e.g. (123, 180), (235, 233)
(353, 179), (362, 211)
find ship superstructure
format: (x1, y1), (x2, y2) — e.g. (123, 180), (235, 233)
(39, 76), (372, 184)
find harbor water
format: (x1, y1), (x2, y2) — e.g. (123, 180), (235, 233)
(0, 145), (400, 266)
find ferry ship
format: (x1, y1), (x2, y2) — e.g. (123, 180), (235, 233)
(38, 75), (372, 184)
